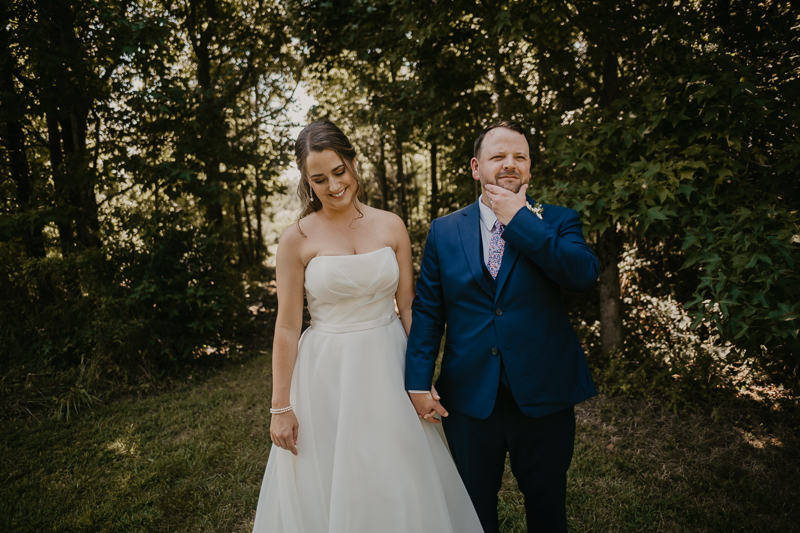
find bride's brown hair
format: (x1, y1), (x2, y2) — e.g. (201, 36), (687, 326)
(295, 121), (364, 231)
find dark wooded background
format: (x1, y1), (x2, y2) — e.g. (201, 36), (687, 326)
(1, 0), (798, 416)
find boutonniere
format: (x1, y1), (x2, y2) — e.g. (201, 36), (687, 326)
(526, 201), (545, 220)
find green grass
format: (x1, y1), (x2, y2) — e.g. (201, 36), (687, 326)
(1, 359), (274, 533)
(2, 354), (798, 532)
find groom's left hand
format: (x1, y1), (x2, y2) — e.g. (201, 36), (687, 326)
(408, 390), (448, 424)
(485, 183), (528, 226)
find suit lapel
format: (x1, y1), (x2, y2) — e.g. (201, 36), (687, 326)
(495, 193), (534, 296)
(495, 241), (520, 297)
(457, 202), (494, 298)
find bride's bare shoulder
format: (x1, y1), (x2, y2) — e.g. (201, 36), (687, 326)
(278, 217), (314, 255)
(283, 212), (323, 238)
(363, 205), (403, 227)
(362, 206), (407, 245)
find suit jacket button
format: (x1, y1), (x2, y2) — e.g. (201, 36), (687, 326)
(495, 308), (503, 316)
(491, 347), (499, 355)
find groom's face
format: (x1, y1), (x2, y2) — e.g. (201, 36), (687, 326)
(471, 128), (531, 196)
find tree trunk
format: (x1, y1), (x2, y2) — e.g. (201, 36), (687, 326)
(597, 49), (624, 353)
(493, 51), (505, 118)
(598, 228), (624, 353)
(190, 0), (227, 231)
(532, 52), (546, 166)
(254, 173), (264, 265)
(232, 197), (250, 270)
(394, 133), (408, 225)
(60, 110), (100, 249)
(0, 26), (45, 258)
(241, 187), (256, 264)
(600, 49), (619, 107)
(44, 3), (100, 250)
(377, 136), (388, 211)
(46, 113), (74, 255)
(430, 142), (438, 221)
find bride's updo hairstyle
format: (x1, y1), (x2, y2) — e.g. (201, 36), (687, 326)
(295, 120), (364, 223)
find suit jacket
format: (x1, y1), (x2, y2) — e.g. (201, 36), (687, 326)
(405, 198), (599, 419)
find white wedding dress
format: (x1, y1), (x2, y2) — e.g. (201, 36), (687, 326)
(252, 246), (483, 533)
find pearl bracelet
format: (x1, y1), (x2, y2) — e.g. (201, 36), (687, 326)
(270, 405), (293, 415)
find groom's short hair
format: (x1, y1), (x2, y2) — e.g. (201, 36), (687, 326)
(474, 121), (528, 159)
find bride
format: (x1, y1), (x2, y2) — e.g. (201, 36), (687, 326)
(251, 121), (483, 532)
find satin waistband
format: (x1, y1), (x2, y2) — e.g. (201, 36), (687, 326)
(310, 313), (398, 334)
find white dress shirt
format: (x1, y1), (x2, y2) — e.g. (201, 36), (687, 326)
(477, 195), (499, 268)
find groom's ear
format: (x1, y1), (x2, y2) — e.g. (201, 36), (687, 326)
(470, 157), (480, 181)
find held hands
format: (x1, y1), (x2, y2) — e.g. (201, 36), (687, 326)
(270, 410), (299, 455)
(409, 385), (448, 424)
(485, 183), (528, 226)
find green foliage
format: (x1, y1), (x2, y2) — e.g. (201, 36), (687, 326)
(0, 214), (247, 415)
(1, 0), (298, 415)
(541, 55), (800, 381)
(3, 0), (798, 410)
(295, 0), (800, 390)
(571, 244), (736, 412)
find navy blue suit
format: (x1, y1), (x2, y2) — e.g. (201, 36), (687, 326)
(405, 198), (598, 532)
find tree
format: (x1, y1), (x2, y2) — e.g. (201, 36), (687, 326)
(543, 0), (800, 372)
(0, 0), (301, 409)
(288, 0), (800, 382)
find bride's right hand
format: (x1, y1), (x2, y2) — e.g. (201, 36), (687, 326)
(270, 410), (299, 456)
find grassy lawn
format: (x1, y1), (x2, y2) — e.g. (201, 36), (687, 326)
(2, 353), (798, 532)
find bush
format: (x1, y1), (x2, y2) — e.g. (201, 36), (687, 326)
(0, 217), (247, 418)
(572, 243), (795, 412)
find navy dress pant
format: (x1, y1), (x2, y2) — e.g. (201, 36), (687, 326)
(442, 384), (576, 533)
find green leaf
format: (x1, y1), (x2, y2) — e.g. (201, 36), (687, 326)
(644, 162), (661, 178)
(755, 254), (773, 266)
(737, 208), (752, 222)
(680, 254), (700, 270)
(648, 206), (668, 221)
(683, 296), (703, 309)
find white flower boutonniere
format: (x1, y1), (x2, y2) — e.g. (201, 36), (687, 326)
(526, 200), (545, 220)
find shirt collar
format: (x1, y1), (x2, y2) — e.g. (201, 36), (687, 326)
(477, 195), (498, 231)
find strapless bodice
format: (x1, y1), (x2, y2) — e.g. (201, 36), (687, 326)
(304, 247), (399, 333)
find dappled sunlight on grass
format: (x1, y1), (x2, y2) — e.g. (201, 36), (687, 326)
(567, 396), (799, 533)
(105, 436), (140, 456)
(1, 358), (275, 532)
(2, 354), (797, 532)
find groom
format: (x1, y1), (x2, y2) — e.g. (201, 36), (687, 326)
(406, 121), (598, 533)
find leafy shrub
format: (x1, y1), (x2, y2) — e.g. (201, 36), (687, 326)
(542, 59), (800, 385)
(573, 244), (794, 412)
(0, 217), (247, 418)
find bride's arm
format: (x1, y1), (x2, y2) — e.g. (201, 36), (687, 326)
(270, 226), (305, 456)
(392, 215), (415, 337)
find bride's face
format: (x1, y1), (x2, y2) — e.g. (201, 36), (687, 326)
(306, 149), (358, 210)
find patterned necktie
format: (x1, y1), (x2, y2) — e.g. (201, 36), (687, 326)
(487, 220), (505, 279)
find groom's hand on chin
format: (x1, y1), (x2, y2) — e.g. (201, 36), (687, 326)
(485, 183), (528, 225)
(408, 390), (448, 424)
